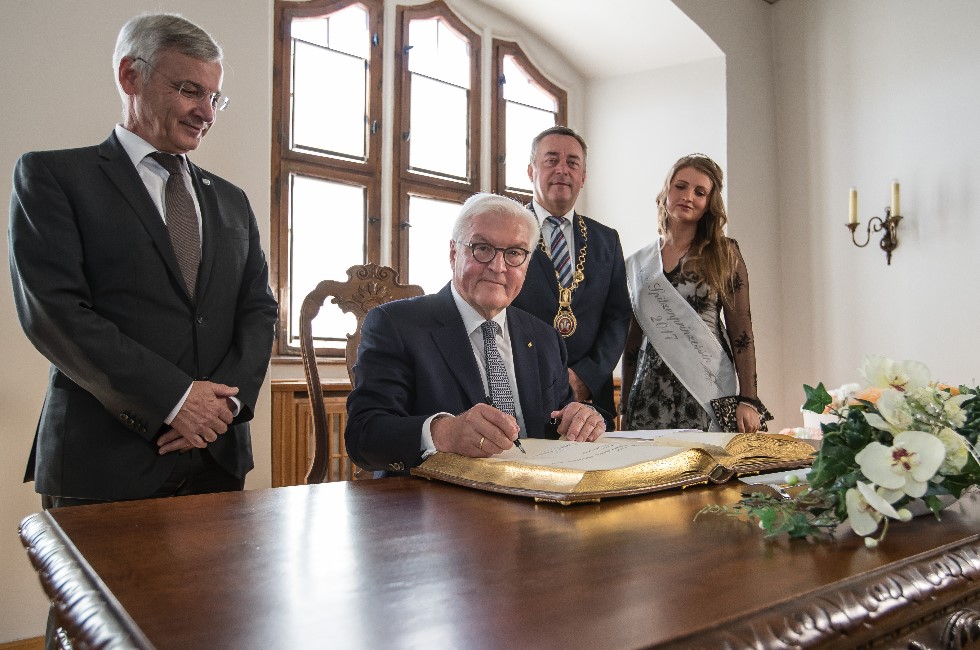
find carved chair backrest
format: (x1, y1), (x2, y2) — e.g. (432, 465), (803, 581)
(299, 264), (424, 483)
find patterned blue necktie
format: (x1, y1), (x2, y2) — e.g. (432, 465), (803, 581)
(481, 320), (516, 417)
(546, 215), (572, 288)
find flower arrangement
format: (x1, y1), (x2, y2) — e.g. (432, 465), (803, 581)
(702, 356), (980, 547)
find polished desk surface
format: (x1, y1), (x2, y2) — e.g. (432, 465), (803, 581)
(20, 477), (980, 649)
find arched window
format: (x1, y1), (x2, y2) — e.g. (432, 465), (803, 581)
(492, 40), (567, 203)
(272, 0), (567, 355)
(273, 0), (383, 356)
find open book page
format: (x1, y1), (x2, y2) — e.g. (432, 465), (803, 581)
(603, 430), (738, 456)
(489, 438), (689, 471)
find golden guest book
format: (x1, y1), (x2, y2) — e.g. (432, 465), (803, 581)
(411, 431), (815, 504)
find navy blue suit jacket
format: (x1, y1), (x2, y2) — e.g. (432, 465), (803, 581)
(511, 212), (631, 419)
(9, 132), (278, 500)
(345, 284), (574, 472)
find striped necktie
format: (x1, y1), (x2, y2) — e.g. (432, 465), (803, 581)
(149, 152), (201, 299)
(481, 320), (516, 417)
(545, 215), (572, 288)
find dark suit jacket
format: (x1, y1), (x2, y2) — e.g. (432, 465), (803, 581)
(8, 132), (278, 500)
(511, 212), (631, 419)
(345, 284), (575, 473)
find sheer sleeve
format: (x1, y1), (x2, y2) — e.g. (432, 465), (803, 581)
(723, 239), (758, 401)
(619, 315), (643, 414)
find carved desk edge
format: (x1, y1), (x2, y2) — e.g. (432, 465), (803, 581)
(19, 512), (154, 650)
(660, 535), (980, 649)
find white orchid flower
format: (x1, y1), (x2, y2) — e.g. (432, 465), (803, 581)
(855, 430), (946, 498)
(860, 356), (931, 392)
(937, 427), (970, 475)
(845, 481), (901, 536)
(864, 389), (914, 433)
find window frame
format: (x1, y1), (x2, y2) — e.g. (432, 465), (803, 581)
(491, 39), (568, 204)
(272, 0), (385, 357)
(270, 1), (571, 360)
(392, 0), (481, 279)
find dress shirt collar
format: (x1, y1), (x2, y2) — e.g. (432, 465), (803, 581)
(114, 124), (188, 171)
(450, 282), (509, 338)
(531, 199), (574, 224)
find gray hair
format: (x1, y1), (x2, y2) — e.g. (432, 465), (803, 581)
(529, 125), (588, 166)
(452, 193), (540, 250)
(113, 13), (222, 92)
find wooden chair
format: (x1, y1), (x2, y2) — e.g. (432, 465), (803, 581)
(299, 263), (424, 483)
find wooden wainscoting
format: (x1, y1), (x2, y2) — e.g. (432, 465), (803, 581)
(271, 379), (356, 487)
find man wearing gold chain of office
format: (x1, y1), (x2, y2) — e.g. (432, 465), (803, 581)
(512, 126), (631, 427)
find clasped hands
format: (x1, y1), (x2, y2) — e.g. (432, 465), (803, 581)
(431, 401), (605, 458)
(156, 380), (239, 454)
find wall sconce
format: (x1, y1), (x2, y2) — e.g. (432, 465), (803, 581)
(847, 181), (902, 265)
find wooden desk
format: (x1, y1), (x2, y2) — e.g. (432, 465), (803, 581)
(19, 479), (980, 649)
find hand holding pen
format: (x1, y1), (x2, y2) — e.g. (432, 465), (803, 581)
(429, 400), (523, 458)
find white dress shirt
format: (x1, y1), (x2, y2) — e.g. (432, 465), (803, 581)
(421, 284), (528, 456)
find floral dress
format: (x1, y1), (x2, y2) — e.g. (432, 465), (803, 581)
(623, 239), (757, 431)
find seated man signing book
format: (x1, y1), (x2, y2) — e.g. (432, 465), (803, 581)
(345, 193), (606, 473)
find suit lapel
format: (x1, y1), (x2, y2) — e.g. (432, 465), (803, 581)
(508, 311), (545, 435)
(189, 162), (217, 303)
(429, 286), (487, 407)
(97, 134), (192, 304)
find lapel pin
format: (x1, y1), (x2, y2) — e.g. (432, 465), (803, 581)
(528, 342), (533, 348)
(202, 178), (211, 186)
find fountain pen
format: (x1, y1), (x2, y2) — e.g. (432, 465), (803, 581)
(485, 396), (526, 453)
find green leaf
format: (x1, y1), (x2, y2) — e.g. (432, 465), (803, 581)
(924, 495), (946, 519)
(803, 383), (833, 414)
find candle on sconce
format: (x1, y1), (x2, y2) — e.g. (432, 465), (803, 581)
(848, 187), (858, 225)
(891, 180), (900, 216)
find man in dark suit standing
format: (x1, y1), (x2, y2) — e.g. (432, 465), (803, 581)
(345, 193), (605, 473)
(9, 13), (278, 508)
(511, 126), (631, 426)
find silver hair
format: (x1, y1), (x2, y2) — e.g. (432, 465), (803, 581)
(452, 193), (540, 250)
(113, 13), (222, 94)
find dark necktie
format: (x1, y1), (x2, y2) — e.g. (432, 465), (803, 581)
(149, 152), (201, 299)
(545, 215), (572, 288)
(481, 320), (516, 417)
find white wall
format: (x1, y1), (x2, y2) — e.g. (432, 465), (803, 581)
(585, 57), (727, 261)
(768, 0), (980, 398)
(0, 1), (273, 641)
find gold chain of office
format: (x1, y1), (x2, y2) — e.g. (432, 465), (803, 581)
(538, 215), (588, 338)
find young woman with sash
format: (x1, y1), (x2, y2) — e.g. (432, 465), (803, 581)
(621, 154), (764, 433)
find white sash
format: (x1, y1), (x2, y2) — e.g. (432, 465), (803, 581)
(626, 239), (737, 430)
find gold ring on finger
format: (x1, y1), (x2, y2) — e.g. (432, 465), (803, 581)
(479, 436), (485, 450)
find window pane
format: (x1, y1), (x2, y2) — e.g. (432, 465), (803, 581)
(289, 175), (366, 349)
(505, 102), (556, 191)
(408, 18), (469, 87)
(501, 54), (559, 192)
(406, 16), (471, 179)
(409, 75), (468, 178)
(408, 196), (459, 295)
(291, 15), (369, 159)
(502, 55), (557, 111)
(291, 5), (368, 58)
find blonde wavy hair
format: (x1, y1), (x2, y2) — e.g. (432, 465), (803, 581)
(656, 154), (738, 306)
